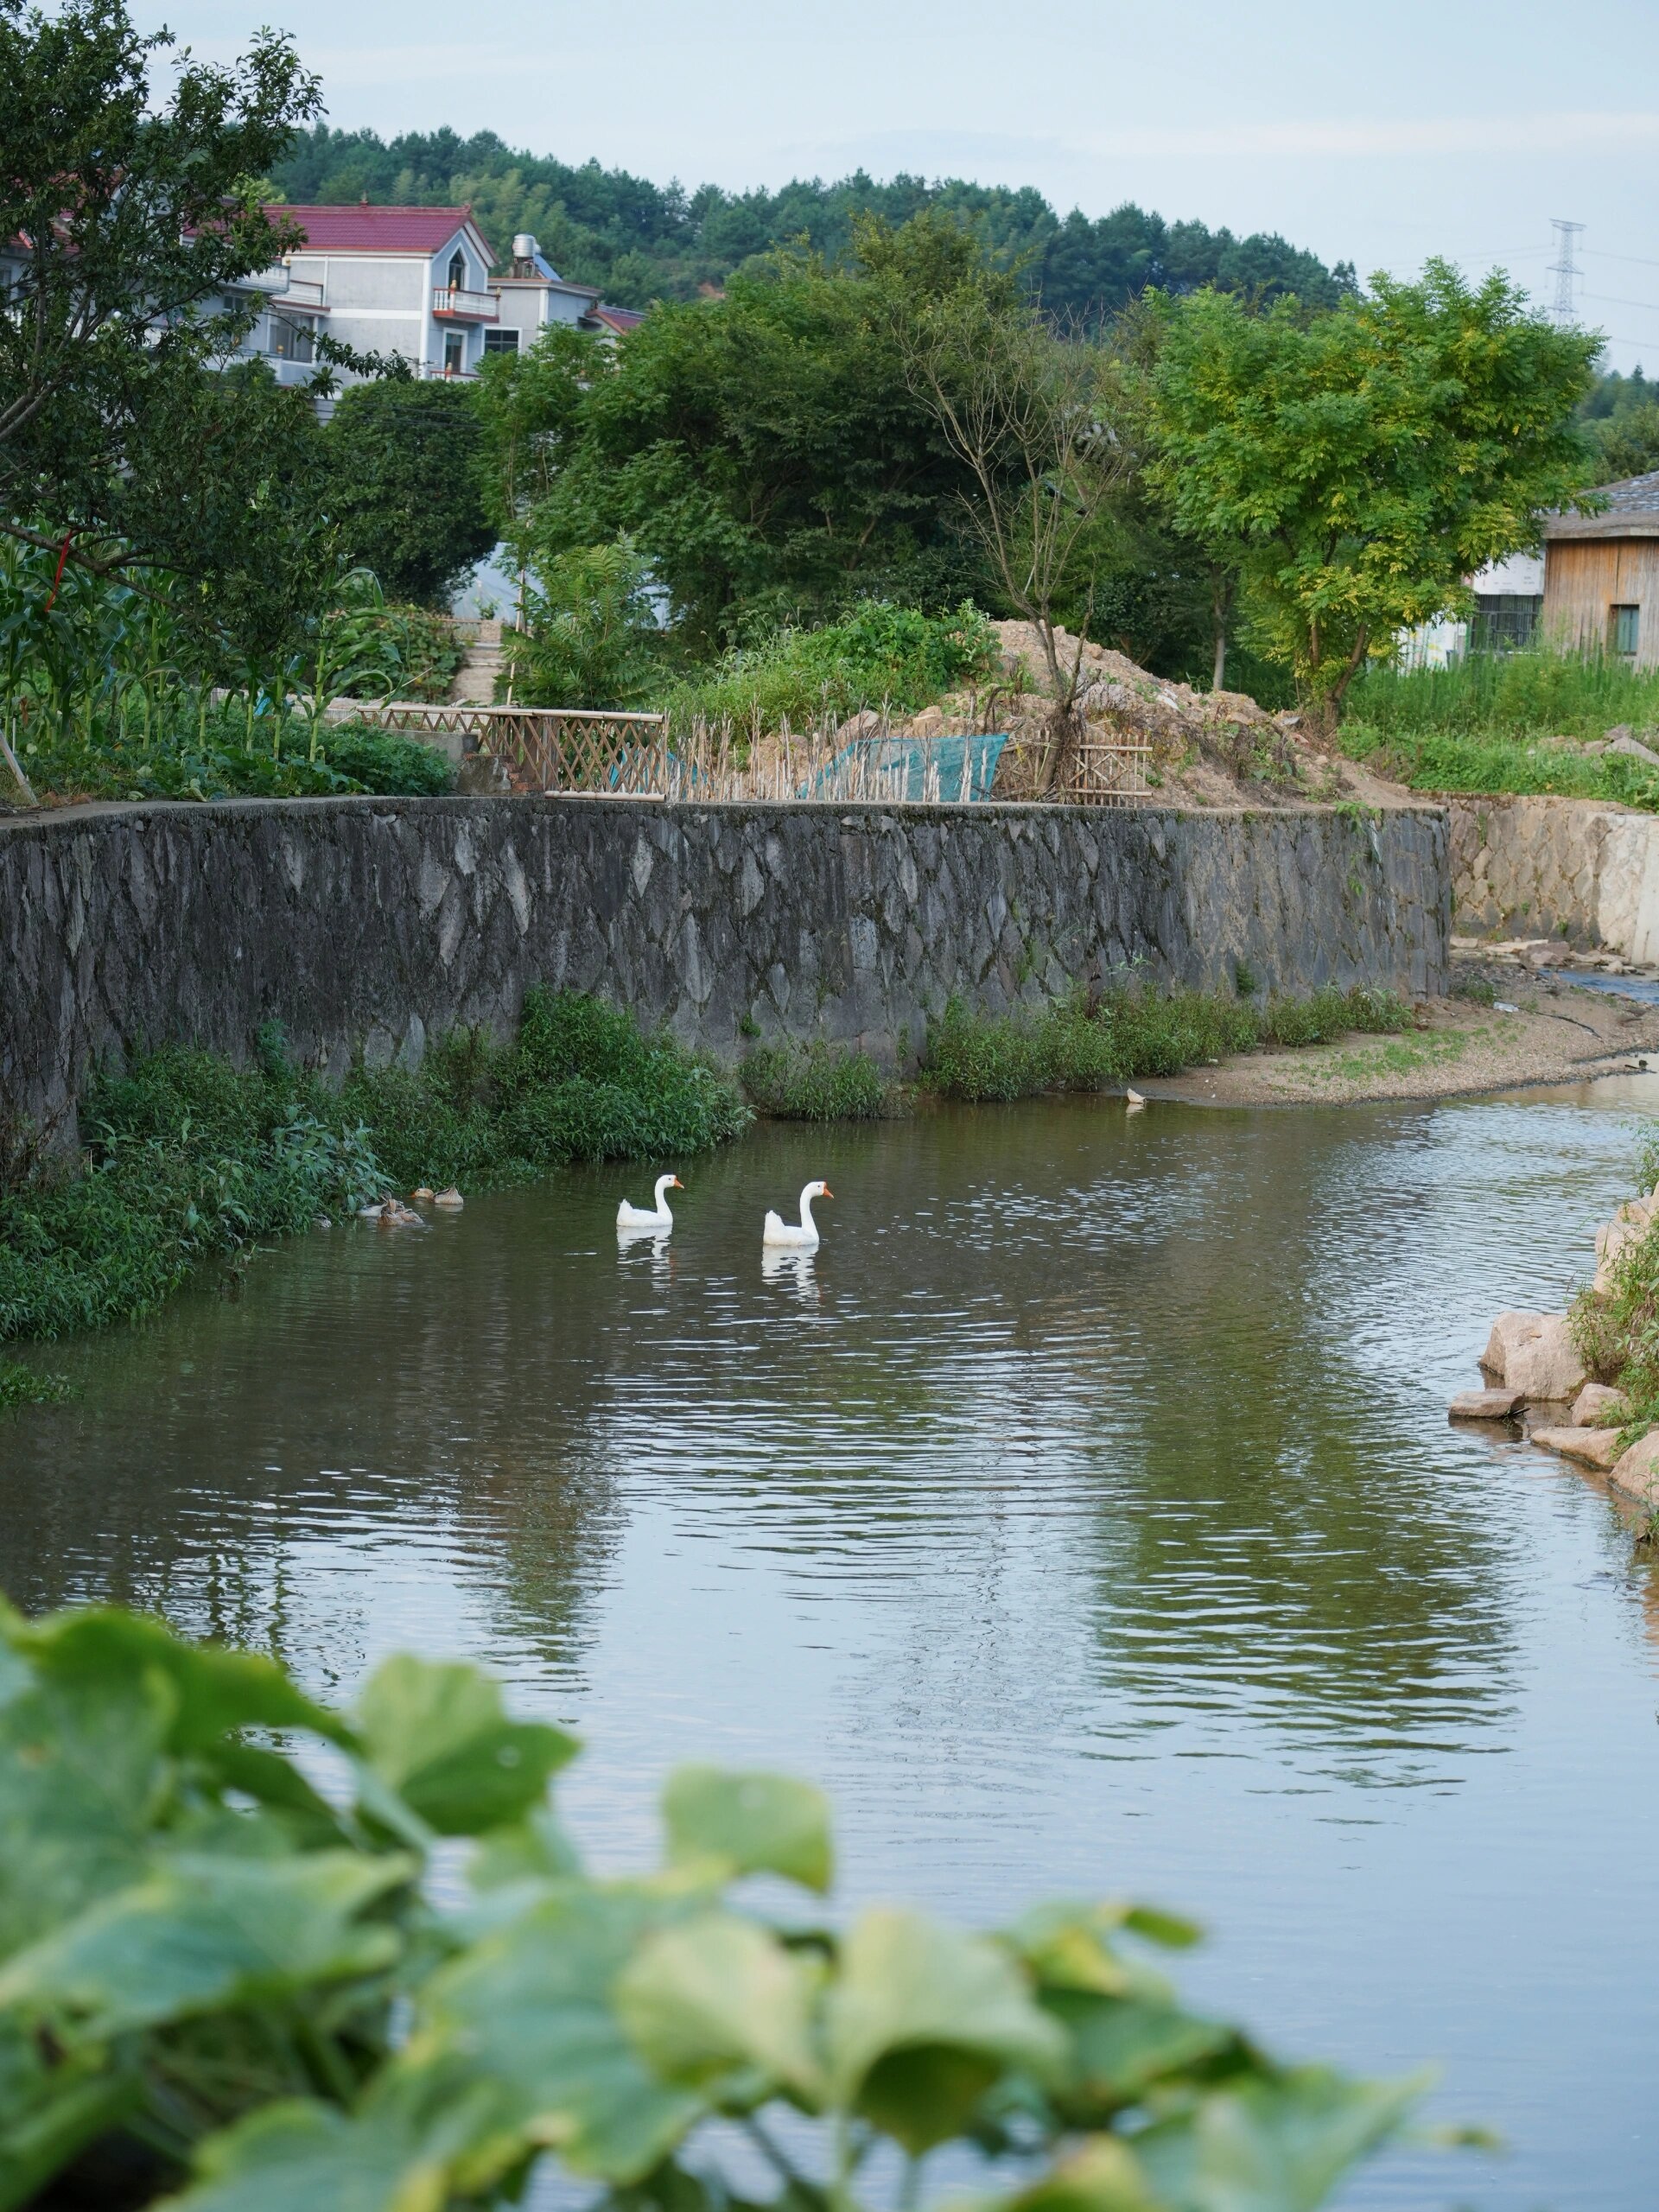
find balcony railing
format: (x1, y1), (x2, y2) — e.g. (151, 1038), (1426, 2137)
(432, 286), (498, 321)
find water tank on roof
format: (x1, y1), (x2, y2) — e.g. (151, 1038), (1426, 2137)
(512, 233), (538, 264)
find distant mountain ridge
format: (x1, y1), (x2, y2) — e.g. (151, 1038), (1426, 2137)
(270, 125), (1357, 321)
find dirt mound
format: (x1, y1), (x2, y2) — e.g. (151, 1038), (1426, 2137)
(894, 621), (1406, 810)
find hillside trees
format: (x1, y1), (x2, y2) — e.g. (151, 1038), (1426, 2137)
(1142, 263), (1603, 722)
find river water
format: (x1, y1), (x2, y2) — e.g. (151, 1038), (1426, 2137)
(4, 1082), (1659, 2209)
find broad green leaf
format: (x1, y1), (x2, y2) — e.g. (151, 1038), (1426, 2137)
(987, 2135), (1165, 2212)
(824, 1909), (1066, 2150)
(405, 1887), (701, 2181)
(356, 1656), (577, 1836)
(1046, 1993), (1238, 2120)
(10, 1607), (344, 1751)
(162, 2099), (448, 2212)
(613, 1910), (823, 2097)
(661, 1767), (832, 1893)
(1134, 2066), (1428, 2212)
(0, 2017), (143, 2212)
(0, 1667), (174, 1963)
(1010, 1903), (1199, 1999)
(0, 1850), (413, 2039)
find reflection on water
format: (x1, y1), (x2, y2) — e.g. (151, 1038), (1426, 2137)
(3, 1092), (1659, 2207)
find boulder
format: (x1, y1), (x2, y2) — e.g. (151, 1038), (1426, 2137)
(1529, 1426), (1625, 1471)
(1609, 1430), (1659, 1508)
(1448, 1388), (1524, 1421)
(1571, 1382), (1628, 1428)
(1506, 1317), (1588, 1405)
(1593, 1195), (1658, 1295)
(1479, 1311), (1547, 1379)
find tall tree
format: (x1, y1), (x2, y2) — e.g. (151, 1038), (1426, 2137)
(0, 1), (321, 593)
(322, 382), (498, 607)
(1143, 264), (1604, 722)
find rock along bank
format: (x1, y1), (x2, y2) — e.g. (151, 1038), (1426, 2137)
(3, 794), (1450, 1147)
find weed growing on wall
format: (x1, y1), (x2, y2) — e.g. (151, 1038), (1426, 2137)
(0, 1597), (1429, 2212)
(740, 1039), (893, 1121)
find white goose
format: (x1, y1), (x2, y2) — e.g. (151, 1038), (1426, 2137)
(763, 1179), (833, 1249)
(617, 1173), (683, 1230)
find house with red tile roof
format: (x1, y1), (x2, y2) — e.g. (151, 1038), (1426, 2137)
(267, 204), (499, 385)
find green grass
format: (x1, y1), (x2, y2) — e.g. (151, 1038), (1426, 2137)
(1341, 652), (1659, 810)
(919, 983), (1412, 1103)
(14, 700), (454, 803)
(661, 601), (1001, 734)
(0, 994), (747, 1343)
(741, 1039), (893, 1121)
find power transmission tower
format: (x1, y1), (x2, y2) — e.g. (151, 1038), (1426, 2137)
(1548, 219), (1585, 326)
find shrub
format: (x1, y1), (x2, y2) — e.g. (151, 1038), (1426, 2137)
(0, 1361), (72, 1408)
(741, 1040), (893, 1120)
(341, 988), (749, 1191)
(316, 723), (454, 796)
(0, 1599), (1427, 2212)
(921, 984), (1410, 1103)
(664, 600), (1000, 734)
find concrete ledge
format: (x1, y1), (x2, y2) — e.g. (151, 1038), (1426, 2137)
(0, 794), (1450, 1147)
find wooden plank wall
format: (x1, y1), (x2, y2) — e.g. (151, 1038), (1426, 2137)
(1542, 538), (1659, 669)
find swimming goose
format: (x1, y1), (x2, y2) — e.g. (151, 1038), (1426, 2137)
(763, 1179), (832, 1249)
(618, 1173), (683, 1230)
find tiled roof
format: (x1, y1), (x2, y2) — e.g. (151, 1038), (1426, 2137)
(584, 304), (645, 334)
(1547, 470), (1659, 538)
(270, 205), (494, 259)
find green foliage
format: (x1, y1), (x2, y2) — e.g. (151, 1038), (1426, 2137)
(340, 988), (749, 1192)
(0, 997), (747, 1344)
(921, 984), (1410, 1103)
(741, 1040), (893, 1122)
(1579, 367), (1659, 481)
(321, 383), (499, 608)
(0, 1363), (72, 1408)
(0, 1047), (387, 1341)
(270, 125), (1354, 321)
(0, 1599), (1425, 2211)
(664, 601), (1000, 732)
(480, 236), (993, 650)
(1144, 264), (1604, 715)
(504, 539), (665, 709)
(316, 724), (454, 798)
(1348, 648), (1659, 741)
(1339, 725), (1659, 810)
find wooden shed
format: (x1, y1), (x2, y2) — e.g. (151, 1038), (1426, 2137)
(1542, 470), (1659, 670)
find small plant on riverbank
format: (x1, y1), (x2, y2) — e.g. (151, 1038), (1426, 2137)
(0, 1596), (1427, 2212)
(920, 984), (1411, 1103)
(741, 1039), (893, 1120)
(1570, 1131), (1659, 1436)
(343, 988), (749, 1190)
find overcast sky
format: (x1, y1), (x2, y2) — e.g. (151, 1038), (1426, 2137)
(147, 0), (1659, 372)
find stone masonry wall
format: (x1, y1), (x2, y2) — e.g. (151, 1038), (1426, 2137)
(1448, 796), (1659, 961)
(2, 795), (1449, 1146)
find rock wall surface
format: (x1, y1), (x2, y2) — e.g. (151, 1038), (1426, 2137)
(2, 795), (1449, 1144)
(1449, 796), (1659, 960)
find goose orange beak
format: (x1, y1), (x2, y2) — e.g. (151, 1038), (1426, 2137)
(671, 1177), (684, 1189)
(823, 1186), (834, 1198)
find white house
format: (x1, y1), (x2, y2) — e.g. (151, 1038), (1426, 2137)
(487, 233), (601, 356)
(266, 204), (500, 383)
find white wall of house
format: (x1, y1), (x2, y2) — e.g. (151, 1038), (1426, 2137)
(282, 225), (496, 383)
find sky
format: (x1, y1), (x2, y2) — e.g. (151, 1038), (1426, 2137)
(144, 0), (1659, 372)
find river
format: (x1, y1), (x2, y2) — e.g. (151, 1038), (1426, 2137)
(3, 1083), (1658, 2209)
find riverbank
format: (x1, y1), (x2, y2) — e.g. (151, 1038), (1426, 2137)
(1144, 968), (1659, 1107)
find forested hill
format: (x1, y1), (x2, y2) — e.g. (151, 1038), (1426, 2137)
(269, 125), (1357, 318)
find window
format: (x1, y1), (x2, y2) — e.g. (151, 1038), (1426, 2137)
(443, 332), (465, 377)
(483, 327), (519, 354)
(267, 316), (314, 364)
(1471, 593), (1541, 652)
(447, 251), (466, 292)
(1611, 603), (1641, 658)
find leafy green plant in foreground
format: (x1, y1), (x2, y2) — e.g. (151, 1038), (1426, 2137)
(0, 1599), (1427, 2211)
(741, 1039), (893, 1121)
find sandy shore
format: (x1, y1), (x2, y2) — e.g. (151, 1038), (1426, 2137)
(1145, 969), (1659, 1109)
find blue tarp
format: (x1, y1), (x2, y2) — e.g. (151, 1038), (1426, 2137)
(807, 731), (1007, 803)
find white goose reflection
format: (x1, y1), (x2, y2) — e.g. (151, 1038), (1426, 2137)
(761, 1245), (820, 1305)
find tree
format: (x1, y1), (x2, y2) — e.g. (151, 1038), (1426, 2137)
(880, 216), (1128, 786)
(321, 381), (498, 607)
(504, 538), (664, 708)
(480, 226), (990, 651)
(0, 1), (321, 590)
(1142, 264), (1603, 722)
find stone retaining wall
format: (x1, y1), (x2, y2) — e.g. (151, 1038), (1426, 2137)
(1, 795), (1449, 1146)
(1449, 795), (1659, 959)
